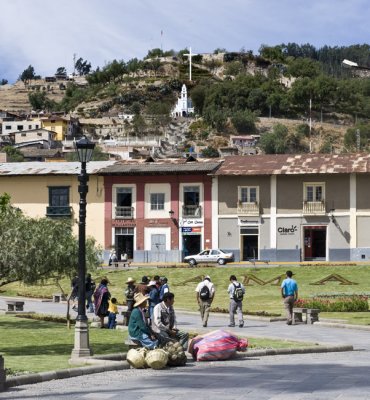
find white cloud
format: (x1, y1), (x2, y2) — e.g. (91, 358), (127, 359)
(0, 0), (369, 81)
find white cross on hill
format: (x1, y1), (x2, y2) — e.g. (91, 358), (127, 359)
(184, 47), (198, 81)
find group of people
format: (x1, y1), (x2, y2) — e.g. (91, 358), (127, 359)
(194, 270), (298, 328)
(126, 275), (188, 350)
(70, 269), (298, 347)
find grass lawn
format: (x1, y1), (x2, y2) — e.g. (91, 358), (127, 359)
(2, 264), (370, 323)
(0, 315), (316, 375)
(0, 315), (128, 375)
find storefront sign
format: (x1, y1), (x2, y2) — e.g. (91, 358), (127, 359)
(181, 226), (202, 233)
(238, 218), (260, 226)
(179, 218), (203, 227)
(112, 220), (136, 227)
(182, 227), (193, 233)
(278, 225), (298, 235)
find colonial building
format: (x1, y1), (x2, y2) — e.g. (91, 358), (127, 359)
(99, 157), (221, 262)
(214, 154), (370, 262)
(171, 84), (194, 117)
(0, 161), (114, 248)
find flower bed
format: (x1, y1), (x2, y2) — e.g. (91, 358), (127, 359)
(295, 295), (369, 312)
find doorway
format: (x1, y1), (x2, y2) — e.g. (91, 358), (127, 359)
(182, 234), (201, 257)
(241, 227), (259, 260)
(151, 234), (166, 262)
(304, 226), (327, 261)
(115, 227), (134, 259)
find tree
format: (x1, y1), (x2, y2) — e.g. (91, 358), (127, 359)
(201, 146), (219, 158)
(0, 78), (8, 85)
(231, 110), (257, 133)
(0, 194), (101, 287)
(260, 124), (289, 154)
(286, 58), (321, 78)
(19, 65), (39, 86)
(55, 66), (67, 77)
(75, 57), (92, 76)
(66, 145), (109, 161)
(2, 146), (24, 162)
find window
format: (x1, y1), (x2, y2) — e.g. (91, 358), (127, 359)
(49, 187), (69, 207)
(35, 125), (39, 129)
(37, 132), (42, 136)
(28, 125), (32, 129)
(151, 193), (165, 210)
(239, 186), (258, 203)
(21, 133), (26, 137)
(5, 125), (11, 130)
(47, 186), (71, 217)
(184, 186), (200, 206)
(304, 183), (324, 202)
(17, 125), (23, 131)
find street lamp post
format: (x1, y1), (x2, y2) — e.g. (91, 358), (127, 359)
(71, 136), (95, 359)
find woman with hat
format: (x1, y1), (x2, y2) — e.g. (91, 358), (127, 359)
(128, 293), (158, 349)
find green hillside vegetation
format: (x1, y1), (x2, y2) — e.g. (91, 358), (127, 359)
(1, 43), (369, 153)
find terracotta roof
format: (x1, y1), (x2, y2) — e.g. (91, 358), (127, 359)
(215, 154), (370, 175)
(99, 158), (222, 175)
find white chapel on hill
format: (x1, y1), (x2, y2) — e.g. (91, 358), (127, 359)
(171, 84), (194, 117)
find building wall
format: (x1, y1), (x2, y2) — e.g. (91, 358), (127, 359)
(0, 174), (105, 247)
(104, 174), (213, 262)
(41, 120), (68, 141)
(218, 176), (271, 214)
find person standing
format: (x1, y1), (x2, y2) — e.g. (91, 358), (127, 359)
(227, 275), (245, 328)
(124, 277), (136, 326)
(135, 276), (150, 295)
(159, 277), (169, 301)
(94, 279), (111, 328)
(70, 274), (79, 312)
(85, 273), (96, 313)
(107, 297), (119, 329)
(281, 270), (298, 325)
(195, 275), (215, 327)
(148, 280), (160, 321)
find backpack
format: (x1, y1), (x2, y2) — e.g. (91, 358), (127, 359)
(199, 283), (210, 300)
(233, 283), (244, 302)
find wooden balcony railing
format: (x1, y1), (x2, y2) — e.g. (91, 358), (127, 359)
(182, 205), (202, 218)
(237, 202), (260, 215)
(115, 206), (134, 219)
(46, 206), (72, 217)
(302, 201), (326, 215)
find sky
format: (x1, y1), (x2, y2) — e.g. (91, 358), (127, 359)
(1, 0), (369, 82)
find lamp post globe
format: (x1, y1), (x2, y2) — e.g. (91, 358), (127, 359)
(71, 136), (95, 360)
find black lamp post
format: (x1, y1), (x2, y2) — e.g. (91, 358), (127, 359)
(71, 136), (95, 359)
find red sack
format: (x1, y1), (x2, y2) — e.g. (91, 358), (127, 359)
(189, 329), (248, 361)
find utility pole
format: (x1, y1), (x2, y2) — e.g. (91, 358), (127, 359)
(73, 53), (77, 76)
(356, 129), (360, 152)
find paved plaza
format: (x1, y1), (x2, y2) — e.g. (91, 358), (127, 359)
(1, 298), (370, 399)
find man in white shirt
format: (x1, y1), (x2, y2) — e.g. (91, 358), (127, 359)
(195, 275), (215, 327)
(227, 275), (246, 328)
(152, 292), (189, 350)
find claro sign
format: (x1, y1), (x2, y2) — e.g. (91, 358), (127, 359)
(278, 225), (298, 235)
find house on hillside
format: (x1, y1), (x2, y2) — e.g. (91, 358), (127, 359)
(12, 128), (57, 148)
(171, 84), (194, 117)
(214, 154), (370, 262)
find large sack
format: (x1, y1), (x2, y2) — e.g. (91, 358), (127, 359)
(189, 329), (248, 361)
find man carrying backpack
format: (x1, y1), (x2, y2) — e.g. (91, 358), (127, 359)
(195, 275), (215, 327)
(227, 275), (246, 328)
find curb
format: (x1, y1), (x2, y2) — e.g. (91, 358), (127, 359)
(241, 344), (354, 358)
(5, 359), (130, 389)
(3, 344), (354, 390)
(315, 321), (370, 331)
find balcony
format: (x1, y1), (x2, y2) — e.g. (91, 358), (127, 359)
(302, 201), (326, 215)
(115, 206), (134, 219)
(46, 206), (72, 217)
(182, 205), (202, 218)
(237, 201), (260, 216)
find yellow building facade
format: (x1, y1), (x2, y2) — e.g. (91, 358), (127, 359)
(0, 162), (114, 248)
(40, 117), (69, 141)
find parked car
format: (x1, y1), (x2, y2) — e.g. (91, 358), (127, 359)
(184, 249), (234, 266)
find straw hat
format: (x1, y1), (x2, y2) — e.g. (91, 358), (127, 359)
(126, 277), (136, 284)
(148, 280), (157, 287)
(133, 293), (148, 307)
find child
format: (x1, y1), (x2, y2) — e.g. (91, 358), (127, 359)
(108, 297), (118, 329)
